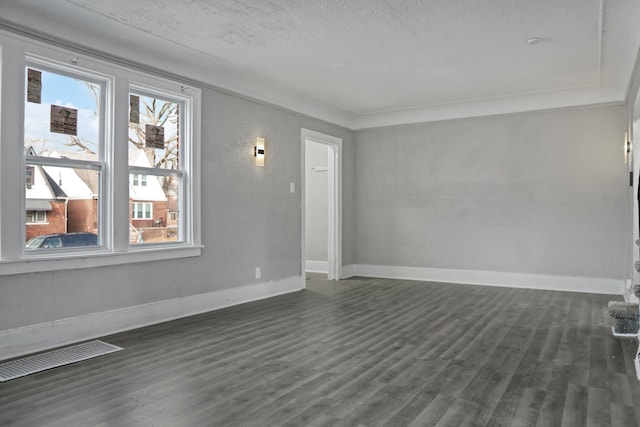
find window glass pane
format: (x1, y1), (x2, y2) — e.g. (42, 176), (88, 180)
(25, 164), (100, 250)
(25, 68), (101, 161)
(26, 210), (47, 223)
(128, 94), (181, 169)
(129, 172), (181, 245)
(131, 174), (148, 187)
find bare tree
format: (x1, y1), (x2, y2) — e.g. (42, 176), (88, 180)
(77, 81), (180, 168)
(129, 98), (179, 170)
(66, 135), (96, 154)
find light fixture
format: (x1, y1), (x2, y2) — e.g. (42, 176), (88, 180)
(625, 132), (632, 164)
(255, 137), (265, 166)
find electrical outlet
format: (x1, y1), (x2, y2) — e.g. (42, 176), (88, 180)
(255, 267), (261, 279)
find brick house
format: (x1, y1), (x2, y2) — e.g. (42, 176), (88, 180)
(129, 149), (169, 242)
(42, 150), (98, 234)
(25, 163), (68, 241)
(27, 148), (170, 244)
(26, 148), (98, 241)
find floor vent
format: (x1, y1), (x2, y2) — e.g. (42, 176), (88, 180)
(0, 340), (122, 382)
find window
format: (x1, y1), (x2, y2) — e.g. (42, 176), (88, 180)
(24, 65), (104, 248)
(132, 174), (147, 187)
(26, 210), (47, 223)
(128, 91), (183, 244)
(25, 166), (34, 187)
(132, 202), (152, 220)
(0, 33), (201, 275)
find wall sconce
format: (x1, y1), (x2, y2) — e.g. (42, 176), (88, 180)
(255, 137), (265, 166)
(625, 132), (632, 164)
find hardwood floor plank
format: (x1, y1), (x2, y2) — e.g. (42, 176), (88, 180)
(409, 393), (458, 426)
(586, 387), (611, 427)
(560, 383), (588, 427)
(609, 403), (638, 426)
(510, 388), (546, 427)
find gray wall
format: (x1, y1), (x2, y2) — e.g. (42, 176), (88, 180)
(355, 104), (630, 279)
(628, 48), (640, 296)
(305, 141), (329, 262)
(0, 87), (355, 331)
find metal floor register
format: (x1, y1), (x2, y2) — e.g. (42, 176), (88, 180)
(0, 340), (122, 382)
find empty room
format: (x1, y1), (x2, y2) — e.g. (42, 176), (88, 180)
(1, 1), (640, 426)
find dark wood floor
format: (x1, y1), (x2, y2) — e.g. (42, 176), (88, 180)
(1, 274), (639, 426)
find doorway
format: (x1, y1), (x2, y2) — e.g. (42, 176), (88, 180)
(301, 129), (342, 281)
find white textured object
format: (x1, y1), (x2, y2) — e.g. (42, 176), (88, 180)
(611, 327), (640, 338)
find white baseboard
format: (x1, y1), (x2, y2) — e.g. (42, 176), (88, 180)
(352, 264), (625, 295)
(0, 275), (304, 361)
(305, 260), (328, 273)
(341, 264), (356, 279)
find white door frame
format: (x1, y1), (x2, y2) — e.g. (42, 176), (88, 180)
(301, 128), (342, 281)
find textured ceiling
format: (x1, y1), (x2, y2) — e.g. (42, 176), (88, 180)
(1, 0), (640, 128)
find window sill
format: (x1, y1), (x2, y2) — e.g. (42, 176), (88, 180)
(0, 244), (203, 276)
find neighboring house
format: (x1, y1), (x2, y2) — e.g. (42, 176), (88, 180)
(27, 147), (172, 243)
(129, 149), (169, 242)
(26, 147), (98, 241)
(42, 150), (98, 234)
(165, 191), (179, 229)
(25, 158), (68, 241)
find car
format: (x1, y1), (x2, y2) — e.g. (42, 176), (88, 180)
(25, 232), (98, 249)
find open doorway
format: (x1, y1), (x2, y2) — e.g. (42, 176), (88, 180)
(301, 129), (341, 281)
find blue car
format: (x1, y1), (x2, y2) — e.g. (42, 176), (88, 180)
(26, 232), (98, 249)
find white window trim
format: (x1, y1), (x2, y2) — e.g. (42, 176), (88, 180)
(0, 29), (202, 276)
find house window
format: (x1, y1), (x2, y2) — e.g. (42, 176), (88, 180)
(132, 174), (147, 186)
(0, 33), (201, 274)
(132, 202), (152, 220)
(26, 210), (47, 223)
(25, 166), (34, 188)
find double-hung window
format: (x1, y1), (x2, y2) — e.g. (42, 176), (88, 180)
(0, 31), (201, 275)
(23, 62), (105, 247)
(128, 89), (186, 243)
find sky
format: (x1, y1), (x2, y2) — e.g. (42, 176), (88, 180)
(24, 68), (180, 167)
(24, 69), (100, 158)
(40, 71), (97, 110)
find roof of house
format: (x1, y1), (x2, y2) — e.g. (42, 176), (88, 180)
(129, 149), (167, 202)
(25, 162), (67, 204)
